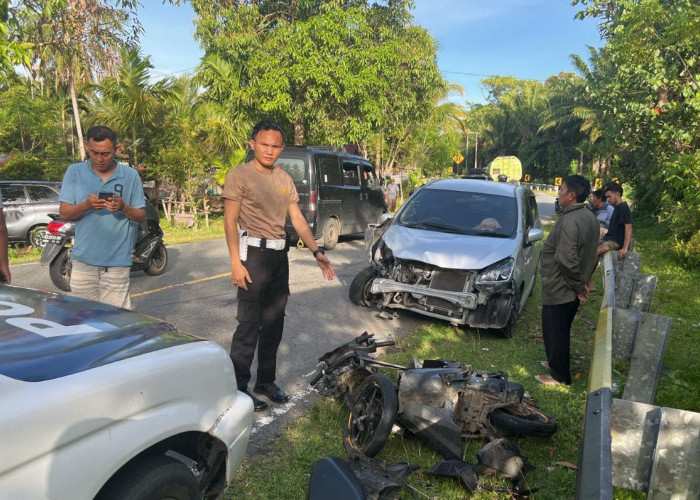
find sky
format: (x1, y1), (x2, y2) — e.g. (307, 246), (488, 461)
(138, 0), (602, 104)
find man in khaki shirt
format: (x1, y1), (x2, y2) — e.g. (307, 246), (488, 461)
(222, 120), (335, 411)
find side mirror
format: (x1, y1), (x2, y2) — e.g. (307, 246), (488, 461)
(377, 212), (394, 226)
(525, 227), (544, 245)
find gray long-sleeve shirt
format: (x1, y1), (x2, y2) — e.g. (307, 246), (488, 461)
(540, 203), (599, 305)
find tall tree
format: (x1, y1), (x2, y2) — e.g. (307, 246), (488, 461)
(15, 0), (141, 160)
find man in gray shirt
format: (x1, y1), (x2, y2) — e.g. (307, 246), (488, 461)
(538, 175), (598, 385)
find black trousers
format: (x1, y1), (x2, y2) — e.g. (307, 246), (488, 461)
(230, 246), (289, 390)
(542, 299), (580, 385)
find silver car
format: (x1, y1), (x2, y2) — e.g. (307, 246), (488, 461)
(0, 181), (61, 247)
(350, 179), (543, 337)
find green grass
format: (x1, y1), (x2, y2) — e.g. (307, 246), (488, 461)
(7, 215), (226, 265)
(226, 219), (699, 499)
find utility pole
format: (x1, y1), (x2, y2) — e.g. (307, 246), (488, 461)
(474, 132), (478, 169)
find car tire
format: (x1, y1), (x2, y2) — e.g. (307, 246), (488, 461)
(96, 454), (201, 500)
(499, 290), (520, 339)
(349, 267), (378, 307)
(145, 243), (168, 276)
(322, 217), (340, 250)
(28, 225), (49, 248)
(49, 248), (72, 292)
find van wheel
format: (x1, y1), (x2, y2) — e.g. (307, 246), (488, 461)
(323, 218), (340, 250)
(96, 454), (201, 500)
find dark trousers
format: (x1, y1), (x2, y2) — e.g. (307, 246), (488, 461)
(542, 299), (580, 384)
(230, 246), (289, 390)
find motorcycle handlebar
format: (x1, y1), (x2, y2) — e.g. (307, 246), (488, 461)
(309, 369), (324, 387)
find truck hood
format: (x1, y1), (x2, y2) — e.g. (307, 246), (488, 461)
(0, 285), (201, 383)
(380, 224), (519, 270)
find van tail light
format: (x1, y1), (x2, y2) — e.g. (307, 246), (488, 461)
(47, 221), (65, 236)
(309, 190), (318, 220)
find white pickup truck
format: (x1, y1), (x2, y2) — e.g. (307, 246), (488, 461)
(0, 285), (254, 499)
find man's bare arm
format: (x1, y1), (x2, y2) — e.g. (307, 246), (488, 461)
(224, 199), (252, 290)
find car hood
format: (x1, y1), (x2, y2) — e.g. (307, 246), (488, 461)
(380, 224), (519, 270)
(0, 285), (201, 383)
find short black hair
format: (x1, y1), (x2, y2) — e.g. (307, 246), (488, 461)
(251, 120), (285, 142)
(85, 126), (117, 145)
(562, 175), (591, 203)
(604, 182), (623, 196)
(593, 189), (605, 201)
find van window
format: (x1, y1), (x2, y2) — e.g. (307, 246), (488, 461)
(0, 185), (27, 204)
(276, 158), (308, 187)
(342, 161), (360, 187)
(319, 157), (341, 185)
(26, 185), (59, 203)
(361, 163), (379, 188)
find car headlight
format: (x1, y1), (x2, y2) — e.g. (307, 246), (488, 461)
(475, 258), (514, 291)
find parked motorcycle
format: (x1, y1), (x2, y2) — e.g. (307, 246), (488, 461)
(40, 200), (168, 292)
(310, 333), (557, 459)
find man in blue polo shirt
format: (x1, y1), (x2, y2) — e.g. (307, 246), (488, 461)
(59, 126), (145, 308)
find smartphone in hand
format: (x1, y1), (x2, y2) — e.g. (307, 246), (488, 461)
(98, 192), (114, 200)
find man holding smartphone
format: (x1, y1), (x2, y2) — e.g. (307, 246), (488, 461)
(59, 126), (145, 308)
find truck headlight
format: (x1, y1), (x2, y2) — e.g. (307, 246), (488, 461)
(475, 258), (514, 291)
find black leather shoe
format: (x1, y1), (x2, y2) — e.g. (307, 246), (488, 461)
(254, 382), (290, 403)
(241, 389), (268, 411)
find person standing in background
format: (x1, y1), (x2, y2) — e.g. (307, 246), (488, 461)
(537, 175), (598, 386)
(386, 178), (399, 212)
(59, 126), (145, 308)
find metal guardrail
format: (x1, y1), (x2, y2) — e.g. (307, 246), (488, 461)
(576, 252), (614, 500)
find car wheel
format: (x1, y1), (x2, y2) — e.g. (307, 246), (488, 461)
(322, 217), (340, 250)
(349, 267), (378, 307)
(28, 225), (49, 248)
(96, 454), (201, 500)
(499, 290), (521, 339)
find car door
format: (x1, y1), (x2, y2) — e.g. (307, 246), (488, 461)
(0, 184), (34, 242)
(521, 191), (542, 297)
(359, 161), (386, 226)
(341, 159), (362, 232)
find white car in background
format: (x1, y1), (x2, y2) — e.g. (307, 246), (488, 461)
(351, 179), (543, 337)
(0, 285), (253, 499)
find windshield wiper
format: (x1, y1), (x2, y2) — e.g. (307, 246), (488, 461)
(469, 230), (512, 238)
(400, 221), (467, 234)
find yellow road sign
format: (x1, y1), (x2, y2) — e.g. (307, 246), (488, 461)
(594, 178), (603, 189)
(524, 174), (531, 182)
(554, 177), (563, 186)
(453, 153), (464, 164)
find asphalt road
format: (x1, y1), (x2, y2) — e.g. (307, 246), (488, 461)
(9, 192), (556, 455)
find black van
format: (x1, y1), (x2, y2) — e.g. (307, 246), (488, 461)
(245, 146), (386, 249)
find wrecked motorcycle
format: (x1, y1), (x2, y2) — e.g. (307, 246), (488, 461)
(310, 333), (557, 459)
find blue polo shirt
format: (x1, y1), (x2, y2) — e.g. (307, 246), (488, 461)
(59, 160), (145, 267)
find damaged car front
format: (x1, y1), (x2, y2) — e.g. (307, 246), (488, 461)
(350, 179), (543, 337)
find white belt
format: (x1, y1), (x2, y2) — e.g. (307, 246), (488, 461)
(247, 236), (286, 251)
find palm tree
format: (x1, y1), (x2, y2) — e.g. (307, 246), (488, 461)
(87, 47), (175, 161)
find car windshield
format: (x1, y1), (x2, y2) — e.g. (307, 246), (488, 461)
(396, 188), (518, 237)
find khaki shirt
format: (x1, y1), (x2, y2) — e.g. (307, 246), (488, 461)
(540, 203), (598, 305)
(222, 162), (299, 239)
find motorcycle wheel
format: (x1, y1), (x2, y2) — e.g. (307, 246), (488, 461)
(49, 248), (72, 292)
(349, 267), (379, 307)
(144, 243), (167, 276)
(491, 403), (558, 438)
(343, 373), (397, 457)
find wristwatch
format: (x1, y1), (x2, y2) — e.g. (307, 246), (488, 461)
(312, 247), (326, 258)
